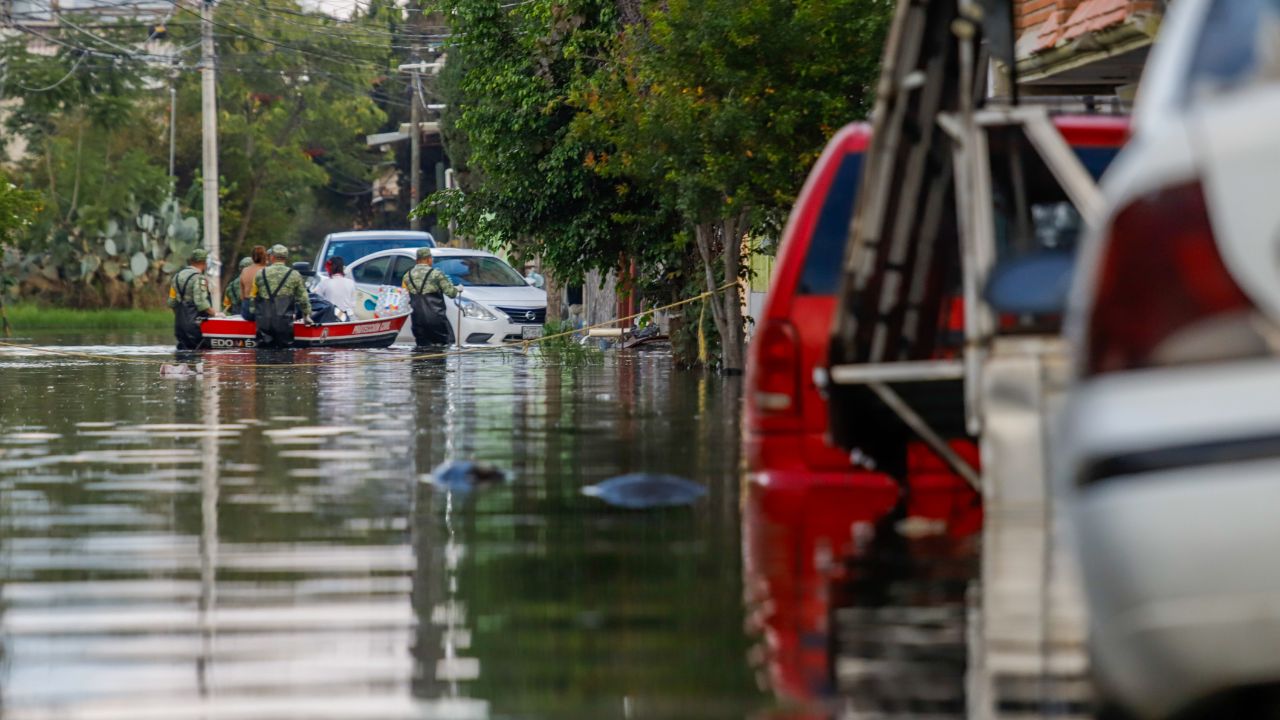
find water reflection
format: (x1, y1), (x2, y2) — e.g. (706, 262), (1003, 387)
(0, 337), (759, 719)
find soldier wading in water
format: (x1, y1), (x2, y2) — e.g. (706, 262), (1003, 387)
(167, 248), (216, 350)
(401, 247), (462, 347)
(252, 244), (312, 349)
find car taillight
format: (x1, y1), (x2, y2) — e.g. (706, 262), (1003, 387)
(749, 320), (802, 429)
(1086, 181), (1259, 376)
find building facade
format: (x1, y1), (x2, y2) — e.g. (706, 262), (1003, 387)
(1014, 0), (1166, 100)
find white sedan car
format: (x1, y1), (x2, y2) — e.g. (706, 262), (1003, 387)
(1061, 0), (1280, 717)
(347, 248), (547, 346)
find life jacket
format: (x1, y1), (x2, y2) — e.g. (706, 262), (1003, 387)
(255, 267), (298, 349)
(173, 269), (207, 351)
(407, 268), (454, 346)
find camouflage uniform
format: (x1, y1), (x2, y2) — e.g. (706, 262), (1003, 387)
(402, 258), (459, 346)
(168, 267), (213, 313)
(252, 254), (311, 349)
(168, 260), (213, 350)
(401, 265), (460, 298)
(223, 257), (251, 312)
(252, 262), (312, 316)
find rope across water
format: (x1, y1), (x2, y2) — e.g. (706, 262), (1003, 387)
(0, 282), (737, 370)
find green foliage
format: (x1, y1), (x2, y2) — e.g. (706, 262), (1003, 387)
(575, 0), (891, 225)
(417, 0), (678, 283)
(1, 2), (404, 306)
(166, 0), (392, 280)
(427, 0), (890, 368)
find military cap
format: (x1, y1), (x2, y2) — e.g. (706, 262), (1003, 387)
(190, 248), (209, 263)
(269, 244), (289, 257)
(416, 247), (433, 260)
(239, 256), (253, 269)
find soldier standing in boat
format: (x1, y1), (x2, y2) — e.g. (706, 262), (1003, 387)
(167, 248), (216, 351)
(401, 247), (462, 347)
(252, 244), (312, 349)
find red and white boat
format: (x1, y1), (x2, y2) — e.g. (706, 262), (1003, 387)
(198, 312), (410, 350)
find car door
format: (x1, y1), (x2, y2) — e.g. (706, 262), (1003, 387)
(350, 254), (394, 315)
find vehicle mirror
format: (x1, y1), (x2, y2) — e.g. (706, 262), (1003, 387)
(983, 251), (1074, 315)
(292, 261), (314, 276)
(525, 276), (538, 286)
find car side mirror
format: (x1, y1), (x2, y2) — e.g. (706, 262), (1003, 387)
(983, 251), (1074, 315)
(293, 261), (314, 276)
(525, 276), (538, 286)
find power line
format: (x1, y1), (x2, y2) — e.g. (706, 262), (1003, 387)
(166, 0), (400, 70)
(8, 50), (88, 91)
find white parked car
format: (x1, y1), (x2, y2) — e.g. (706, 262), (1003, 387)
(347, 248), (547, 346)
(1061, 0), (1280, 717)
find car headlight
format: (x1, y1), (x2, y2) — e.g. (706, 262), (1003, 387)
(457, 296), (497, 320)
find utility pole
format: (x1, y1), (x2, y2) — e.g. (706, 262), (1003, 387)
(200, 0), (221, 301)
(408, 49), (421, 231)
(399, 58), (443, 233)
(168, 63), (177, 187)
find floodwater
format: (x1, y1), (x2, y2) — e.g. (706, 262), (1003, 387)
(0, 334), (760, 720)
(0, 334), (1077, 720)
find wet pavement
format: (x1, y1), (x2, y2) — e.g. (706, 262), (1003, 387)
(0, 334), (760, 719)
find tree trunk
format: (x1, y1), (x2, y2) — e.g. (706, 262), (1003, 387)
(66, 116), (85, 223)
(694, 221), (729, 369)
(719, 213), (747, 373)
(693, 217), (747, 372)
(544, 266), (562, 324)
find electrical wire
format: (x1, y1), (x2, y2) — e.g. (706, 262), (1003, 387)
(165, 0), (399, 70)
(8, 50), (88, 91)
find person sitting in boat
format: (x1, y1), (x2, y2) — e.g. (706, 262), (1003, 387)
(222, 256), (252, 315)
(251, 244), (312, 349)
(168, 248), (215, 351)
(237, 245), (268, 320)
(315, 256), (358, 323)
(401, 247), (462, 347)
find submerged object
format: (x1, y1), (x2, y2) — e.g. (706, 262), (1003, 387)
(159, 363), (202, 378)
(425, 460), (507, 493)
(582, 473), (707, 509)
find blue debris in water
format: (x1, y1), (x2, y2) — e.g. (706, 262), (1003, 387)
(582, 473), (707, 509)
(424, 460), (508, 493)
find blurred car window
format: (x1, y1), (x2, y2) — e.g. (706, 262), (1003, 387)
(389, 255), (415, 283)
(797, 153), (864, 295)
(352, 255), (391, 285)
(434, 256), (528, 287)
(1187, 0), (1280, 102)
(323, 238), (433, 267)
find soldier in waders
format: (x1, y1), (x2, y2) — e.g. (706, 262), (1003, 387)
(401, 247), (462, 347)
(252, 244), (312, 349)
(167, 248), (215, 350)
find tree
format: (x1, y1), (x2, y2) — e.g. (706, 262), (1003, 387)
(2, 31), (192, 307)
(167, 0), (393, 286)
(418, 0), (677, 286)
(574, 0), (891, 370)
(0, 175), (42, 334)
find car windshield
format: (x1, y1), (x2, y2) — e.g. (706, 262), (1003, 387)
(434, 256), (528, 287)
(322, 238), (433, 268)
(1186, 0), (1280, 103)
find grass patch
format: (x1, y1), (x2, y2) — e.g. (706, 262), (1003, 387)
(2, 303), (171, 331)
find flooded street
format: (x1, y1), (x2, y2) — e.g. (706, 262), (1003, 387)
(0, 336), (761, 719)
